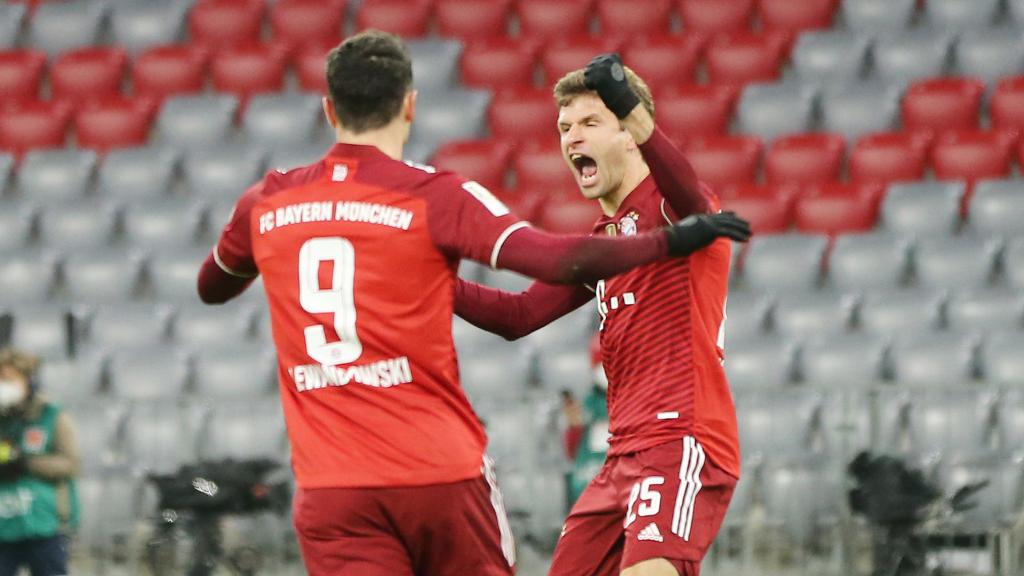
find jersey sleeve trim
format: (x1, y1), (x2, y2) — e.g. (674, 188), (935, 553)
(213, 246), (258, 278)
(660, 198), (674, 225)
(490, 221), (531, 270)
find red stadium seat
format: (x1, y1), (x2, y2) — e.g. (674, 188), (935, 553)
(990, 76), (1024, 136)
(51, 47), (128, 103)
(512, 142), (577, 192)
(517, 0), (593, 40)
(270, 0), (345, 50)
(931, 130), (1015, 185)
(540, 36), (623, 84)
(461, 37), (539, 89)
(850, 131), (930, 184)
(536, 195), (601, 233)
(794, 181), (882, 236)
(74, 96), (158, 152)
(494, 187), (544, 221)
(621, 34), (705, 92)
(0, 100), (72, 156)
(597, 0), (672, 36)
(133, 45), (209, 101)
(436, 0), (512, 40)
(765, 133), (845, 185)
(902, 77), (985, 136)
(0, 50), (46, 103)
(677, 0), (755, 34)
(189, 0), (265, 50)
(685, 135), (762, 188)
(489, 87), (557, 142)
(356, 0), (431, 38)
(295, 40), (335, 95)
(431, 139), (513, 191)
(705, 31), (787, 86)
(759, 0), (836, 34)
(211, 43), (288, 105)
(654, 84), (736, 141)
(718, 183), (795, 234)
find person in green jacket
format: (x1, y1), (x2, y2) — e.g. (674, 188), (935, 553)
(0, 349), (79, 576)
(566, 336), (611, 505)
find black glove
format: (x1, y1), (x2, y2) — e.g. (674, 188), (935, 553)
(664, 212), (752, 257)
(584, 53), (640, 119)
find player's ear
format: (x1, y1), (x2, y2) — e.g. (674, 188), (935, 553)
(403, 90), (417, 123)
(322, 97), (339, 129)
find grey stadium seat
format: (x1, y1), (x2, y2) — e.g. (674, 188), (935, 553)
(243, 93), (323, 145)
(955, 29), (1024, 84)
(149, 247), (214, 302)
(452, 316), (514, 356)
(841, 0), (916, 32)
(762, 464), (841, 546)
(724, 336), (798, 388)
(75, 474), (144, 556)
(64, 402), (128, 473)
(0, 153), (13, 195)
(200, 400), (289, 461)
(734, 389), (822, 458)
(906, 389), (997, 457)
(25, 0), (107, 55)
(156, 94), (239, 149)
(771, 292), (857, 339)
(882, 181), (964, 237)
(913, 236), (1001, 289)
(122, 198), (206, 249)
(36, 352), (106, 406)
(890, 332), (980, 387)
(107, 347), (191, 401)
(192, 344), (276, 399)
(96, 146), (180, 201)
(204, 201), (235, 242)
(0, 4), (26, 49)
(520, 304), (595, 354)
(947, 289), (1024, 334)
(968, 180), (1024, 238)
(858, 288), (945, 336)
(741, 234), (829, 292)
(109, 1), (188, 53)
(410, 89), (491, 155)
(183, 144), (266, 200)
(792, 31), (870, 82)
(820, 389), (873, 456)
(940, 455), (1024, 530)
(829, 232), (912, 290)
(78, 302), (175, 353)
(482, 407), (537, 473)
(460, 344), (534, 406)
(481, 268), (534, 292)
(0, 201), (36, 253)
(122, 402), (206, 474)
(735, 81), (817, 141)
(820, 80), (902, 138)
(536, 347), (592, 399)
(1008, 238), (1024, 289)
(872, 30), (953, 84)
(723, 291), (772, 341)
(1011, 0), (1024, 24)
(4, 304), (71, 359)
(173, 303), (258, 348)
(266, 143), (328, 173)
(17, 150), (97, 203)
(37, 201), (119, 250)
(59, 248), (146, 304)
(1000, 389), (1024, 449)
(408, 39), (463, 92)
(924, 0), (1001, 31)
(0, 253), (59, 304)
(982, 332), (1024, 386)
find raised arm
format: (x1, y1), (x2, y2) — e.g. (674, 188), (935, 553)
(455, 279), (592, 341)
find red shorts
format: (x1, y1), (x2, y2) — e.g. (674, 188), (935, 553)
(549, 437), (736, 576)
(293, 458), (515, 576)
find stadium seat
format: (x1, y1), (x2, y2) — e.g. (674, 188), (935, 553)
(595, 0), (671, 35)
(188, 0), (265, 50)
(621, 35), (704, 93)
(954, 29), (1024, 85)
(122, 198), (206, 249)
(200, 400), (288, 461)
(74, 96), (158, 152)
(242, 93), (322, 145)
(535, 196), (601, 234)
(182, 144), (266, 200)
(684, 135), (762, 189)
(984, 333), (1024, 386)
(800, 333), (887, 387)
(940, 456), (1024, 530)
(149, 247), (214, 302)
(902, 78), (985, 136)
(734, 389), (820, 454)
(891, 333), (980, 387)
(97, 145), (180, 200)
(65, 405), (128, 473)
(516, 0), (593, 40)
(761, 463), (841, 545)
(436, 0), (512, 40)
(411, 89), (490, 152)
(110, 1), (190, 54)
(81, 303), (175, 352)
(50, 47), (128, 103)
(850, 131), (929, 184)
(1004, 238), (1024, 290)
(858, 288), (945, 336)
(37, 202), (118, 250)
(931, 130), (1015, 187)
(881, 181), (965, 237)
(122, 403), (205, 474)
(735, 81), (817, 141)
(913, 236), (1001, 290)
(820, 80), (902, 139)
(791, 31), (869, 83)
(723, 291), (772, 340)
(653, 84), (735, 141)
(794, 182), (882, 236)
(719, 185), (795, 235)
(25, 1), (107, 55)
(60, 248), (146, 303)
(295, 41), (332, 95)
(270, 0), (345, 50)
(758, 0), (835, 34)
(924, 0), (1001, 31)
(17, 149), (97, 202)
(107, 347), (191, 401)
(540, 36), (623, 85)
(408, 39), (464, 92)
(356, 0), (431, 38)
(4, 303), (69, 357)
(772, 292), (856, 339)
(947, 289), (1024, 334)
(211, 43), (289, 106)
(460, 37), (539, 90)
(155, 94), (239, 148)
(489, 87), (557, 142)
(990, 76), (1024, 135)
(0, 50), (46, 102)
(519, 305), (595, 354)
(37, 353), (106, 406)
(431, 140), (512, 191)
(829, 232), (911, 290)
(173, 303), (257, 348)
(266, 143), (329, 173)
(906, 390), (995, 458)
(536, 347), (593, 399)
(705, 32), (787, 87)
(513, 142), (576, 191)
(0, 5), (26, 50)
(968, 179), (1024, 237)
(742, 233), (829, 292)
(132, 45), (210, 102)
(765, 133), (844, 185)
(0, 100), (72, 156)
(0, 200), (33, 252)
(725, 337), (798, 388)
(193, 345), (276, 398)
(677, 0), (755, 34)
(872, 31), (954, 83)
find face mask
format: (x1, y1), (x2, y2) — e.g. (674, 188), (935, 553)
(592, 365), (608, 391)
(0, 381), (26, 408)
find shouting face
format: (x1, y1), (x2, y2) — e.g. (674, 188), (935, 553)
(558, 94), (635, 201)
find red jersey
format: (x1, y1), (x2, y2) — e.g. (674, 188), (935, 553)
(214, 143), (525, 489)
(593, 176), (740, 478)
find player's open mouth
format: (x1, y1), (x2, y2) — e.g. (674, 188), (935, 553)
(570, 153), (599, 187)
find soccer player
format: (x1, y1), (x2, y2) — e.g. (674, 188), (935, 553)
(453, 55), (741, 576)
(195, 32), (750, 576)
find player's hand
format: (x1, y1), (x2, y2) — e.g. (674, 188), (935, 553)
(664, 212), (752, 257)
(584, 53), (640, 119)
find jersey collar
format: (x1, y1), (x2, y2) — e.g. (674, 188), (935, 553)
(326, 142), (393, 162)
(594, 174), (658, 227)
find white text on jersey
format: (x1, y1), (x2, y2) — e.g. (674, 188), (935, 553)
(258, 201), (414, 235)
(289, 356), (413, 391)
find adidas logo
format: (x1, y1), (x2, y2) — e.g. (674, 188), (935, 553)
(637, 522), (664, 543)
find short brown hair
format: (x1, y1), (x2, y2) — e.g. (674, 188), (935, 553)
(553, 66), (655, 119)
(0, 348), (40, 380)
(326, 30), (413, 134)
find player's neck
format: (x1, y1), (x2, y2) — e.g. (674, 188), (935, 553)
(335, 123), (407, 161)
(598, 160), (651, 217)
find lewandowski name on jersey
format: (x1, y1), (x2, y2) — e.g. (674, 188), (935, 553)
(288, 357), (413, 392)
(258, 200), (415, 235)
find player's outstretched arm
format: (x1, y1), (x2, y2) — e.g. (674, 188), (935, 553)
(197, 253), (255, 304)
(455, 279), (592, 341)
(584, 53), (710, 218)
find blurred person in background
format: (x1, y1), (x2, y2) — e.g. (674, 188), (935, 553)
(566, 335), (611, 506)
(0, 349), (79, 576)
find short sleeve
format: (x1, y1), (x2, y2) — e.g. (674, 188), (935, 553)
(212, 180), (264, 278)
(424, 173), (527, 268)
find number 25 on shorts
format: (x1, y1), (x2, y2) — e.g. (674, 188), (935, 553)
(624, 476), (664, 528)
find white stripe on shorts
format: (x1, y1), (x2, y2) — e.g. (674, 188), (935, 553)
(482, 456), (516, 567)
(671, 436), (706, 541)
